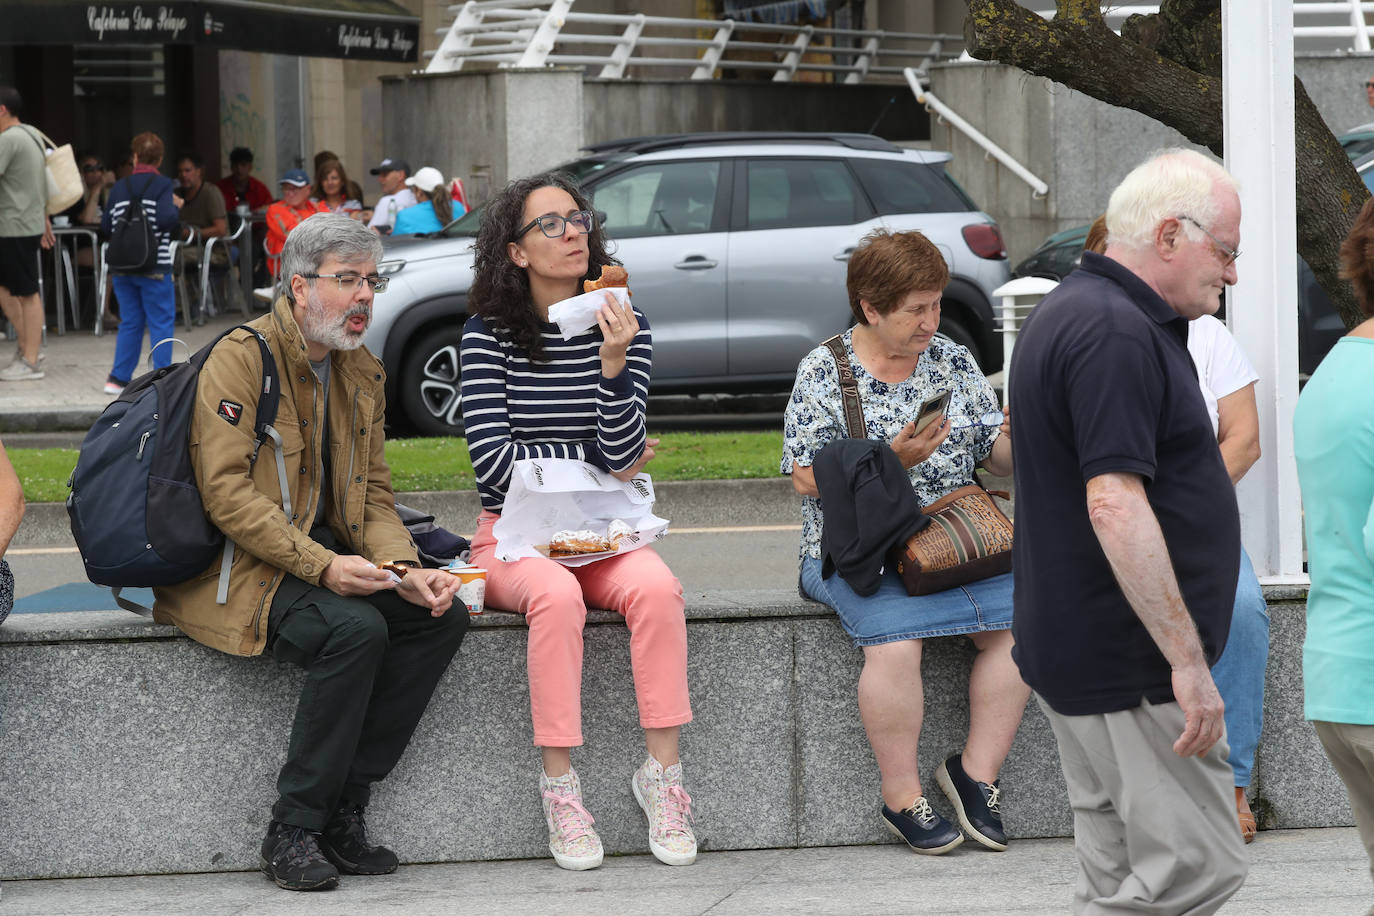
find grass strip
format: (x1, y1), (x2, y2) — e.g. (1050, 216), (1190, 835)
(7, 430), (786, 504)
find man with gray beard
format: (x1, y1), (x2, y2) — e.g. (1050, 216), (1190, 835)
(151, 212), (468, 893)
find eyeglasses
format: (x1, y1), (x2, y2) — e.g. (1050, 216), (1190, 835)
(1365, 81), (1374, 89)
(1178, 215), (1240, 266)
(512, 209), (596, 241)
(300, 272), (389, 293)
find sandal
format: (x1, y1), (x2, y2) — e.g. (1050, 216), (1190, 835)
(1235, 786), (1257, 844)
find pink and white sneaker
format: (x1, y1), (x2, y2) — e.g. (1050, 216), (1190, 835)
(540, 768), (603, 871)
(631, 756), (697, 866)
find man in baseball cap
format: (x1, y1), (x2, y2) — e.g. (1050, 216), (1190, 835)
(261, 167), (327, 291)
(366, 158), (414, 235)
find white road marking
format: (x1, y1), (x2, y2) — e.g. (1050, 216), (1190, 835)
(667, 525), (800, 534)
(7, 546), (82, 556)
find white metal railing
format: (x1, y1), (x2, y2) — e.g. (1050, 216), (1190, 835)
(1033, 2), (1374, 52)
(903, 68), (1050, 199)
(426, 0), (964, 82)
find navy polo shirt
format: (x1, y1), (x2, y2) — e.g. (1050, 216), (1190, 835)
(1008, 252), (1239, 716)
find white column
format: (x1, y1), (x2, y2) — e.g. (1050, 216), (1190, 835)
(1222, 0), (1307, 583)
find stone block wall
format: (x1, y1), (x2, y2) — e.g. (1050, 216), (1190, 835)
(0, 587), (1345, 880)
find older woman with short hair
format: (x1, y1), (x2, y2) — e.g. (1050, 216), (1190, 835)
(782, 228), (1028, 855)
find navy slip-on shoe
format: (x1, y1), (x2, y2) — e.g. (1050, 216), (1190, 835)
(881, 797), (964, 855)
(936, 754), (1008, 851)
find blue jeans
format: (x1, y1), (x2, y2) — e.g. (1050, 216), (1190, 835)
(109, 273), (176, 384)
(1210, 547), (1269, 787)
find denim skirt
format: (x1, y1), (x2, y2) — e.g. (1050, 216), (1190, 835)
(800, 556), (1013, 648)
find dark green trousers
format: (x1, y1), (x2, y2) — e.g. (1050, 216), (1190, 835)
(266, 528), (468, 830)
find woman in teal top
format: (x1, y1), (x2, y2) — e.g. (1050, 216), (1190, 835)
(1293, 195), (1374, 880)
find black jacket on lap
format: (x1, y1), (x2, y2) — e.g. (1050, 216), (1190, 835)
(813, 438), (927, 597)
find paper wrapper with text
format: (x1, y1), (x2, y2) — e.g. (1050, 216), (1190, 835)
(492, 458), (669, 566)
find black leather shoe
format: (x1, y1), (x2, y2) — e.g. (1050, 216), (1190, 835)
(260, 821), (339, 891)
(936, 754), (1008, 851)
(320, 805), (400, 875)
(881, 797), (964, 855)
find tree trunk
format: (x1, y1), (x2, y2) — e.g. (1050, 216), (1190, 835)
(964, 0), (1366, 329)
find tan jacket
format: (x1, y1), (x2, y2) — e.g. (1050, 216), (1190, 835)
(153, 298), (417, 656)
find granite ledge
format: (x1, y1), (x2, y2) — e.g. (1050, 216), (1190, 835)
(0, 588), (832, 645)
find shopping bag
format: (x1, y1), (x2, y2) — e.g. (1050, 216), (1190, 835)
(492, 458), (669, 566)
(30, 128), (81, 215)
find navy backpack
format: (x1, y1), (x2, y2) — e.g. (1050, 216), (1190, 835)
(67, 326), (283, 614)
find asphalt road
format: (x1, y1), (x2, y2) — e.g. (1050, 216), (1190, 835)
(5, 480), (808, 606)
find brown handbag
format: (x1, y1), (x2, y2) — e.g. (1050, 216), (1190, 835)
(887, 485), (1013, 595)
(822, 334), (1014, 597)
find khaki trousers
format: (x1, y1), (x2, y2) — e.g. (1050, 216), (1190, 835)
(1038, 695), (1248, 914)
(1314, 720), (1374, 914)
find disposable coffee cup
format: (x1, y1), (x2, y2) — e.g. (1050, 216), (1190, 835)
(51, 215), (70, 228)
(447, 565), (486, 616)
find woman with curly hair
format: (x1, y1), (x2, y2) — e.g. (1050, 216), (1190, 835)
(459, 171), (696, 872)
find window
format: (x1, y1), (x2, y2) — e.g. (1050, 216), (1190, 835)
(850, 158), (974, 216)
(591, 160), (721, 238)
(745, 159), (862, 230)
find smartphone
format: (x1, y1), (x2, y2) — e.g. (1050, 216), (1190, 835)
(913, 389), (952, 435)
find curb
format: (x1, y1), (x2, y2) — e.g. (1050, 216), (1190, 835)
(0, 408), (103, 434)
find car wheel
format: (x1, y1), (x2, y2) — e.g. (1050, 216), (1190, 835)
(400, 329), (465, 437)
(937, 312), (984, 368)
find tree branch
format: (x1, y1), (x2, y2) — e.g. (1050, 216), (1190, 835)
(963, 0), (1365, 328)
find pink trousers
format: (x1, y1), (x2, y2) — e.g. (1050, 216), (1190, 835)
(470, 510), (691, 747)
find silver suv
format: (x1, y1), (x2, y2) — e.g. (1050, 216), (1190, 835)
(365, 132), (1010, 435)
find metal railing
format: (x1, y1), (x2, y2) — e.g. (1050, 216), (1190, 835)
(427, 0), (964, 83)
(903, 68), (1050, 199)
(1034, 2), (1374, 52)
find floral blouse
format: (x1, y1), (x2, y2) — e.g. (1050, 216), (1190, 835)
(781, 329), (1001, 561)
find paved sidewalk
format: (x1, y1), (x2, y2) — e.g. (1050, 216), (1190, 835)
(0, 309), (258, 432)
(1, 830), (1369, 915)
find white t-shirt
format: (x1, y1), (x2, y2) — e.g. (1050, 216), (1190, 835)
(1187, 314), (1259, 437)
(368, 188), (417, 230)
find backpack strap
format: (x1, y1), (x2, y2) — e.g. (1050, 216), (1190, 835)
(822, 333), (866, 440)
(212, 326), (286, 605)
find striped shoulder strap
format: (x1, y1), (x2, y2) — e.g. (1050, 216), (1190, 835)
(822, 334), (866, 440)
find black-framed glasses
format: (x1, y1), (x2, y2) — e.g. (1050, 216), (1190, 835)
(1178, 215), (1240, 266)
(512, 209), (596, 241)
(1365, 81), (1374, 89)
(300, 272), (389, 293)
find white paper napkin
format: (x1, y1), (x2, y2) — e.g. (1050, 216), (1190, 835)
(547, 287), (632, 340)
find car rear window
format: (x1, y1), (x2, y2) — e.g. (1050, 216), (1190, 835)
(851, 159), (974, 215)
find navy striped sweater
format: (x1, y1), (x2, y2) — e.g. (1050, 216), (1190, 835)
(459, 311), (651, 512)
(101, 169), (180, 272)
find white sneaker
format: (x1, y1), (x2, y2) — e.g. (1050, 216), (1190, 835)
(253, 285), (276, 302)
(0, 359), (44, 381)
(540, 768), (603, 871)
(632, 756), (697, 866)
(10, 345), (44, 366)
(102, 381), (125, 396)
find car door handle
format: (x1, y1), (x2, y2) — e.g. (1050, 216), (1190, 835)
(674, 255), (718, 270)
(834, 247), (856, 261)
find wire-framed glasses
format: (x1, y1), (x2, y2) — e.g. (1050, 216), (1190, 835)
(512, 209), (596, 241)
(300, 272), (389, 293)
(1178, 215), (1240, 266)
